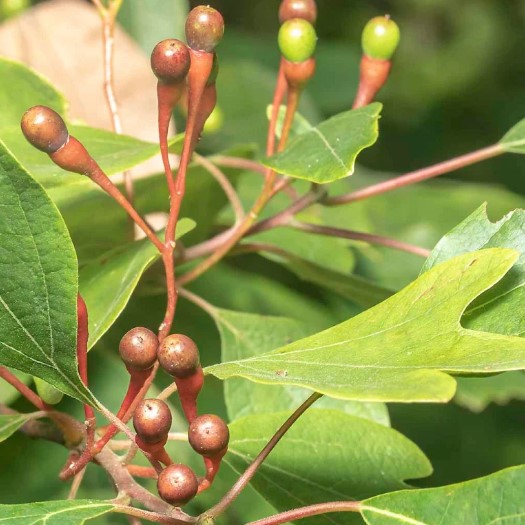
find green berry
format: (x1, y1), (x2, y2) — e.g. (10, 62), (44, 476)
(34, 377), (63, 405)
(362, 16), (400, 60)
(278, 18), (317, 63)
(185, 6), (224, 52)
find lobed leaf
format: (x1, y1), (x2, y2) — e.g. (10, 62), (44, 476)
(207, 249), (525, 403)
(0, 143), (96, 406)
(227, 409), (431, 525)
(262, 104), (382, 184)
(214, 308), (389, 425)
(361, 465), (525, 524)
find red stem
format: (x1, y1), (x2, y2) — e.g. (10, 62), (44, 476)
(127, 464), (158, 479)
(245, 501), (361, 525)
(0, 367), (48, 411)
(158, 82), (185, 201)
(77, 294), (94, 423)
(50, 137), (164, 252)
(174, 367), (204, 423)
(324, 143), (504, 206)
(268, 60), (288, 157)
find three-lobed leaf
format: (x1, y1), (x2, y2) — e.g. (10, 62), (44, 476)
(227, 409), (431, 525)
(262, 104), (382, 184)
(361, 465), (525, 524)
(0, 143), (96, 406)
(207, 249), (525, 403)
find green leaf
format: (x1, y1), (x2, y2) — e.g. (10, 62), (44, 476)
(213, 308), (389, 425)
(0, 500), (114, 524)
(267, 105), (313, 141)
(262, 104), (381, 184)
(454, 372), (525, 412)
(207, 249), (525, 403)
(424, 205), (525, 337)
(258, 246), (393, 309)
(80, 219), (195, 349)
(0, 143), (96, 406)
(499, 118), (525, 154)
(423, 206), (525, 410)
(227, 409), (431, 525)
(250, 227), (355, 275)
(0, 414), (35, 443)
(361, 465), (525, 524)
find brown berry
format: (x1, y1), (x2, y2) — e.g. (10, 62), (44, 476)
(279, 0), (317, 24)
(133, 399), (172, 444)
(119, 327), (159, 371)
(151, 39), (191, 84)
(157, 334), (200, 378)
(188, 414), (229, 457)
(157, 464), (198, 506)
(21, 105), (69, 153)
(185, 6), (224, 52)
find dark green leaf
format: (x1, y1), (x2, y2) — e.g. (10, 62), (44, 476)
(0, 500), (114, 524)
(207, 250), (525, 403)
(262, 104), (381, 184)
(80, 219), (195, 349)
(227, 409), (431, 525)
(213, 308), (389, 425)
(0, 143), (96, 406)
(361, 465), (525, 524)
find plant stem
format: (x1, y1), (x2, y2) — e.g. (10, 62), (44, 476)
(243, 501), (362, 525)
(212, 155), (267, 176)
(324, 144), (504, 206)
(207, 393), (322, 518)
(92, 0), (134, 206)
(291, 221), (431, 257)
(68, 468), (87, 499)
(0, 367), (48, 411)
(113, 505), (191, 525)
(195, 154), (245, 223)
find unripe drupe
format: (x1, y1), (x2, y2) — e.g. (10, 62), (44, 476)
(362, 15), (400, 61)
(278, 18), (317, 63)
